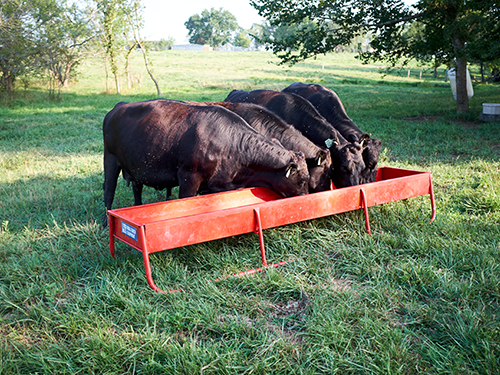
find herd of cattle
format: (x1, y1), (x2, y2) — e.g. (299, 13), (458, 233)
(102, 82), (382, 225)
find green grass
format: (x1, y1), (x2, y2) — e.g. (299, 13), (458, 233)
(1, 51), (499, 374)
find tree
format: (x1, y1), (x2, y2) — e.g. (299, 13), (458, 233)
(249, 21), (273, 49)
(233, 29), (251, 48)
(0, 0), (34, 97)
(94, 0), (130, 94)
(184, 8), (239, 47)
(126, 0), (160, 96)
(34, 0), (93, 91)
(145, 37), (175, 51)
(0, 0), (92, 98)
(250, 0), (500, 113)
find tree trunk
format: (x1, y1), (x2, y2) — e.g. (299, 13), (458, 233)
(129, 7), (161, 96)
(104, 58), (109, 93)
(124, 33), (133, 90)
(126, 51), (132, 89)
(455, 56), (469, 114)
(452, 33), (469, 113)
(4, 73), (14, 97)
(138, 41), (161, 96)
(114, 74), (121, 94)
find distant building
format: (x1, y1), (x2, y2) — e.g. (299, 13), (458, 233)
(172, 44), (212, 51)
(215, 43), (255, 52)
(171, 43), (260, 52)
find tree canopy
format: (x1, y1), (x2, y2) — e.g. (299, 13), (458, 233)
(0, 0), (92, 97)
(1, 0), (161, 97)
(250, 0), (500, 113)
(184, 8), (239, 48)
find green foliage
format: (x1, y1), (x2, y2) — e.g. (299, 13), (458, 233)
(0, 51), (499, 373)
(184, 7), (239, 47)
(233, 29), (251, 48)
(250, 0), (500, 113)
(0, 0), (92, 97)
(0, 0), (33, 95)
(145, 37), (176, 51)
(94, 0), (131, 94)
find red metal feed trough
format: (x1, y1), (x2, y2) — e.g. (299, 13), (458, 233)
(108, 167), (436, 293)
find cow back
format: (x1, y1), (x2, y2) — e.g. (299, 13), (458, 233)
(283, 83), (362, 143)
(206, 101), (333, 193)
(103, 99), (310, 202)
(225, 89), (342, 149)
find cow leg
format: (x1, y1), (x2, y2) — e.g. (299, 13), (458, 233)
(103, 151), (121, 226)
(132, 180), (143, 206)
(177, 169), (203, 198)
(166, 186), (172, 200)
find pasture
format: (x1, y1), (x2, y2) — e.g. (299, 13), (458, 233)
(1, 51), (499, 374)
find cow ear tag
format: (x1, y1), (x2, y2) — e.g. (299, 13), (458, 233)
(360, 134), (370, 147)
(317, 156), (322, 166)
(325, 139), (334, 148)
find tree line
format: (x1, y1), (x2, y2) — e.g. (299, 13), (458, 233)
(250, 0), (500, 113)
(0, 0), (165, 98)
(184, 7), (370, 52)
(2, 0), (498, 113)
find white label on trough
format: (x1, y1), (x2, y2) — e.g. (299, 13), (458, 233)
(121, 221), (137, 241)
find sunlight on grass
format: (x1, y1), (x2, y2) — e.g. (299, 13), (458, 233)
(1, 50), (499, 374)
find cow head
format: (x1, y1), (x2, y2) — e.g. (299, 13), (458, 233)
(330, 141), (366, 188)
(273, 151), (310, 197)
(307, 149), (333, 193)
(359, 135), (382, 184)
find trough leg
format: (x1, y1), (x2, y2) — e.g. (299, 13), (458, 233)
(253, 208), (267, 267)
(360, 188), (372, 236)
(429, 175), (436, 223)
(138, 226), (182, 293)
(108, 214), (115, 258)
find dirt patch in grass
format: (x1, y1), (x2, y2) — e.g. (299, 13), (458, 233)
(403, 116), (440, 122)
(403, 115), (487, 128)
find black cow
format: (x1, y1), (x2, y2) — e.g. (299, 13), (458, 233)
(224, 89), (367, 188)
(103, 99), (310, 224)
(195, 101), (333, 193)
(282, 83), (382, 183)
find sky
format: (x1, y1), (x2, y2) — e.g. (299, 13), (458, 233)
(141, 0), (264, 44)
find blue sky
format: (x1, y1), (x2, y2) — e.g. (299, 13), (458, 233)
(141, 0), (264, 43)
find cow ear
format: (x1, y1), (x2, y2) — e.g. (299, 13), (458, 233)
(316, 150), (328, 166)
(359, 133), (370, 148)
(285, 164), (296, 178)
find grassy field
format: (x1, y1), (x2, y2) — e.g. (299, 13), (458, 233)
(1, 51), (499, 374)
